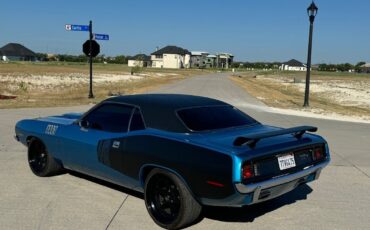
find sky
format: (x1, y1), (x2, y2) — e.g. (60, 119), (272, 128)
(0, 0), (369, 64)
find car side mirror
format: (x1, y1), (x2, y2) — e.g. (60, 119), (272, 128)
(79, 120), (89, 128)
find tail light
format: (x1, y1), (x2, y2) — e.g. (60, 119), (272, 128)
(313, 147), (324, 161)
(242, 162), (254, 180)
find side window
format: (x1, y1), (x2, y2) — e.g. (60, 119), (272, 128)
(84, 104), (134, 133)
(129, 108), (145, 131)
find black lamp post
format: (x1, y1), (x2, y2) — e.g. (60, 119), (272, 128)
(303, 1), (318, 107)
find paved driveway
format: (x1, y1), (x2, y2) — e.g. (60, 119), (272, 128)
(1, 73), (369, 229)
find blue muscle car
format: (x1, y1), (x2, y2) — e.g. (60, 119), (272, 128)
(15, 94), (330, 229)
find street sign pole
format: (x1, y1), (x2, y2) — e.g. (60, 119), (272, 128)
(88, 20), (94, 99)
(66, 21), (106, 99)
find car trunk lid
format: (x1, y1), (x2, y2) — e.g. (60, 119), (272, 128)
(195, 125), (313, 151)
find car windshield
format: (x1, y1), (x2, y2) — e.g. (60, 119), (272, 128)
(177, 105), (258, 132)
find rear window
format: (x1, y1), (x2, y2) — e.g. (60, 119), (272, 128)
(177, 105), (257, 132)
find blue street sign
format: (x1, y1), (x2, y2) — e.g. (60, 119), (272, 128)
(65, 24), (90, 32)
(94, 33), (110, 41)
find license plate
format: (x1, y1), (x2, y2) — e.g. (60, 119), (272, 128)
(278, 153), (296, 170)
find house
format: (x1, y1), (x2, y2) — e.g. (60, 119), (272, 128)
(190, 51), (209, 68)
(191, 52), (233, 69)
(280, 59), (307, 71)
(359, 63), (370, 73)
(216, 53), (234, 69)
(151, 46), (191, 69)
(128, 54), (151, 67)
(205, 55), (217, 68)
(0, 43), (36, 61)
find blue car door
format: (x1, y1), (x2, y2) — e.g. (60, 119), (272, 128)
(61, 103), (137, 187)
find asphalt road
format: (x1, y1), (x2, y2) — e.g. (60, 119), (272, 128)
(1, 73), (369, 229)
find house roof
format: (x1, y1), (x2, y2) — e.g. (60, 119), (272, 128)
(128, 54), (151, 61)
(0, 43), (36, 57)
(217, 53), (234, 57)
(360, 63), (370, 68)
(283, 59), (306, 67)
(151, 46), (191, 55)
(191, 51), (209, 56)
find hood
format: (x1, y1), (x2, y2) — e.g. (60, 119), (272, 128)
(36, 112), (83, 125)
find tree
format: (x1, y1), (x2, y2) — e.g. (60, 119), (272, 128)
(110, 55), (128, 64)
(318, 63), (328, 71)
(336, 63), (353, 72)
(356, 61), (366, 67)
(355, 61), (366, 72)
(231, 62), (242, 68)
(35, 53), (48, 61)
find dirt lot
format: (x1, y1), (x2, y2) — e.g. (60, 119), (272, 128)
(0, 62), (206, 108)
(231, 71), (370, 121)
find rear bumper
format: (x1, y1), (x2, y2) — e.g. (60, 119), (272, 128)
(200, 160), (329, 207)
(236, 160), (328, 193)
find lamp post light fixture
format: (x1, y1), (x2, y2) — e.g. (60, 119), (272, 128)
(303, 1), (318, 107)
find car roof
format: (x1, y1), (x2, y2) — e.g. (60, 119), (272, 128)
(105, 94), (228, 132)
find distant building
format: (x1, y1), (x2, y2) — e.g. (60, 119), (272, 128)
(191, 52), (233, 69)
(190, 51), (209, 68)
(359, 63), (370, 73)
(47, 54), (59, 62)
(205, 55), (217, 68)
(0, 43), (36, 61)
(280, 59), (307, 71)
(216, 53), (234, 69)
(128, 54), (151, 67)
(151, 46), (191, 69)
(311, 64), (320, 71)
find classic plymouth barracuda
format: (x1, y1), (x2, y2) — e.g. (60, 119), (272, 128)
(15, 94), (330, 229)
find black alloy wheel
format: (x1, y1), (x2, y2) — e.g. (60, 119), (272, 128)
(28, 140), (48, 174)
(146, 174), (181, 224)
(28, 138), (63, 177)
(144, 168), (202, 229)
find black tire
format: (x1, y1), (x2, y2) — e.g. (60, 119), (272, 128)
(144, 168), (202, 229)
(28, 138), (63, 177)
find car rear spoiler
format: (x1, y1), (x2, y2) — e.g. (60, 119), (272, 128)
(233, 126), (318, 148)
